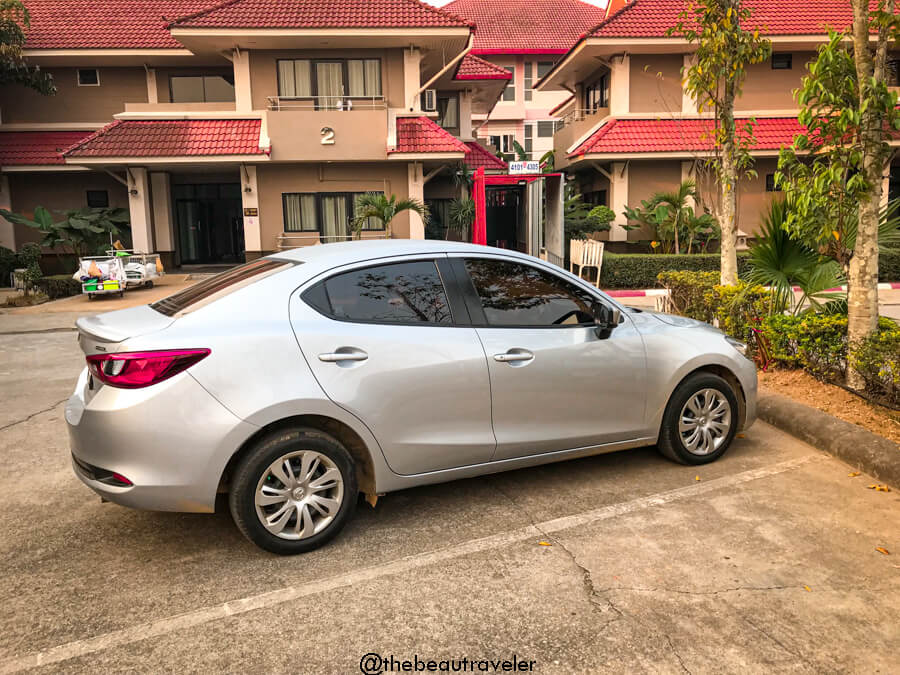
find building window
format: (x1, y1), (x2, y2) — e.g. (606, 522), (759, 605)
(283, 192), (384, 238)
(524, 123), (533, 158)
(585, 73), (609, 112)
(537, 120), (555, 138)
(277, 59), (381, 103)
(489, 134), (516, 161)
(86, 190), (109, 208)
(583, 189), (608, 206)
(437, 95), (460, 135)
(536, 61), (555, 79)
(524, 63), (533, 102)
(765, 174), (780, 192)
(772, 53), (792, 70)
(77, 69), (100, 86)
(170, 75), (235, 103)
(502, 66), (515, 102)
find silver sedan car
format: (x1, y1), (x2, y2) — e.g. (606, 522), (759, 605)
(66, 240), (756, 554)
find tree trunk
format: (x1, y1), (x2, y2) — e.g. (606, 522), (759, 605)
(847, 0), (887, 389)
(718, 86), (739, 286)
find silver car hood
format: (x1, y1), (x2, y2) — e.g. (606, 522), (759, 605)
(639, 309), (719, 331)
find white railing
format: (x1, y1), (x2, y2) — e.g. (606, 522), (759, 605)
(267, 96), (386, 111)
(277, 232), (388, 250)
(556, 108), (604, 130)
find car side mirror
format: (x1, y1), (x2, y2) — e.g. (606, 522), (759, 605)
(592, 303), (621, 339)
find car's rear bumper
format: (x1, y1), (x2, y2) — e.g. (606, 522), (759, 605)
(66, 367), (257, 513)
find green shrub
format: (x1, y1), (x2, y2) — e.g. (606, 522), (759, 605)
(0, 246), (15, 286)
(880, 248), (900, 282)
(600, 252), (751, 289)
(35, 274), (81, 299)
(17, 242), (41, 268)
(656, 270), (720, 322)
(707, 283), (771, 343)
(851, 321), (900, 407)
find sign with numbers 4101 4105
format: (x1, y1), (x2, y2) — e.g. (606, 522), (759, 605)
(508, 160), (540, 175)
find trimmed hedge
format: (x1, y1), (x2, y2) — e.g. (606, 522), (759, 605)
(599, 252), (751, 289)
(35, 274), (81, 299)
(598, 248), (900, 289)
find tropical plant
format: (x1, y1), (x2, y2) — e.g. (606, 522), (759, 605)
(564, 184), (620, 241)
(0, 206), (130, 258)
(450, 162), (473, 197)
(776, 9), (900, 389)
(511, 140), (528, 162)
(538, 149), (555, 173)
(671, 0), (772, 284)
(0, 0), (55, 94)
(623, 181), (717, 254)
(746, 199), (845, 315)
(351, 193), (428, 238)
(447, 197), (475, 240)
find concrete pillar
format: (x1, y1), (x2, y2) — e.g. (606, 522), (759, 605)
(233, 49), (253, 113)
(407, 162), (425, 239)
(682, 54), (697, 113)
(150, 172), (173, 256)
(881, 161), (892, 211)
(0, 175), (15, 251)
(127, 167), (153, 253)
(241, 165), (262, 256)
(146, 68), (158, 104)
(610, 161), (629, 241)
(459, 90), (473, 140)
(609, 54), (630, 117)
(403, 48), (423, 113)
(681, 160), (695, 210)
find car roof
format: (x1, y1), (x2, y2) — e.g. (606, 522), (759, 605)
(268, 239), (536, 266)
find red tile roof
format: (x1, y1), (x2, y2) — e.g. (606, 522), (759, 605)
(64, 119), (264, 158)
(455, 54), (512, 80)
(391, 117), (468, 154)
(22, 0), (216, 49)
(464, 141), (507, 170)
(443, 0), (606, 53)
(570, 117), (807, 157)
(0, 131), (94, 165)
(588, 0), (882, 39)
(171, 0), (473, 29)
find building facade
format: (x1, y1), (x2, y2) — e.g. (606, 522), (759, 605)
(442, 0), (606, 163)
(0, 0), (517, 267)
(538, 0), (900, 246)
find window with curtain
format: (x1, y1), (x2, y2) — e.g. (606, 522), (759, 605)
(320, 194), (350, 240)
(585, 73), (610, 112)
(316, 62), (344, 110)
(347, 59), (381, 97)
(277, 60), (312, 97)
(502, 66), (515, 102)
(283, 194), (318, 232)
(437, 95), (459, 133)
(277, 59), (381, 101)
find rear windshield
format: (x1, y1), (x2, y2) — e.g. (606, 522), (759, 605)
(151, 259), (295, 317)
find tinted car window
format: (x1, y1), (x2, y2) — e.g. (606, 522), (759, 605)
(306, 261), (452, 324)
(464, 258), (596, 327)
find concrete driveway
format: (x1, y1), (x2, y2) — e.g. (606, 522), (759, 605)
(0, 313), (898, 674)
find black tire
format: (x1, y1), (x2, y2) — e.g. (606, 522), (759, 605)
(229, 427), (358, 555)
(657, 373), (740, 465)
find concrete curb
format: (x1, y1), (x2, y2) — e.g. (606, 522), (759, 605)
(605, 282), (900, 298)
(757, 392), (899, 488)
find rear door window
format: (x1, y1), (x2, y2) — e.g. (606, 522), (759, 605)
(151, 259), (294, 317)
(463, 258), (596, 327)
(304, 260), (453, 324)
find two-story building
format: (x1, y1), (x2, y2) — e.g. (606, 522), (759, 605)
(442, 0), (605, 163)
(0, 0), (514, 267)
(537, 0), (900, 248)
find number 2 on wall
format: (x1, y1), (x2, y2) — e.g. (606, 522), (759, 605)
(320, 127), (335, 145)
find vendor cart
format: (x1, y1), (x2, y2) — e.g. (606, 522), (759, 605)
(72, 255), (127, 299)
(109, 250), (164, 289)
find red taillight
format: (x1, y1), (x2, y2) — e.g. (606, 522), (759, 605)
(86, 349), (210, 389)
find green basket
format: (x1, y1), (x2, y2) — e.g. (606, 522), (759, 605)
(84, 281), (98, 291)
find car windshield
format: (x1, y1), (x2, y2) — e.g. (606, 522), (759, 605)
(150, 259), (295, 317)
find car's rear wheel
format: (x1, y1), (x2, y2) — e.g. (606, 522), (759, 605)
(657, 373), (739, 465)
(229, 427), (357, 554)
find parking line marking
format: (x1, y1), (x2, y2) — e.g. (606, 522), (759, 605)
(0, 454), (818, 673)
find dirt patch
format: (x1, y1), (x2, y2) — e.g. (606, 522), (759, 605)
(758, 368), (900, 445)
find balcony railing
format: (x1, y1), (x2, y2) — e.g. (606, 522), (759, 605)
(277, 232), (388, 250)
(267, 95), (386, 111)
(556, 108), (606, 130)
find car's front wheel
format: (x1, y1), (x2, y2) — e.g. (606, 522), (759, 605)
(229, 427), (357, 554)
(657, 373), (739, 465)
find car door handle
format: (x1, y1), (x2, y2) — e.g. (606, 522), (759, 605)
(493, 349), (534, 363)
(318, 349), (369, 363)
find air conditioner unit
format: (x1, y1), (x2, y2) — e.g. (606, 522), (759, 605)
(422, 89), (437, 112)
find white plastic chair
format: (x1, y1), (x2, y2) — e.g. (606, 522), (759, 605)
(570, 239), (604, 287)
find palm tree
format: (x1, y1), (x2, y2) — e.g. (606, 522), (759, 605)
(447, 197), (475, 240)
(351, 193), (428, 239)
(651, 180), (698, 255)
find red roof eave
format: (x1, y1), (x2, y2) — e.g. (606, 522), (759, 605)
(0, 131), (95, 165)
(391, 117), (468, 154)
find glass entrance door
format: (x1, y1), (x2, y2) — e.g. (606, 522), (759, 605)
(174, 183), (245, 264)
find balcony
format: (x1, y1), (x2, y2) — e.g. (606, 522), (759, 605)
(123, 102), (237, 114)
(264, 96), (389, 162)
(553, 107), (609, 168)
